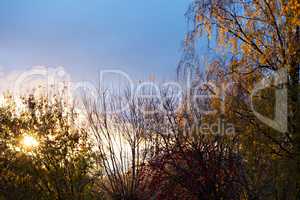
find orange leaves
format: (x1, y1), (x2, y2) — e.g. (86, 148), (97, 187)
(195, 14), (203, 22)
(241, 43), (251, 55)
(217, 28), (226, 47)
(282, 0), (300, 26)
(229, 37), (238, 54)
(204, 20), (212, 39)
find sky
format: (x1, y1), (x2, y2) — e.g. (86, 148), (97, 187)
(0, 0), (191, 83)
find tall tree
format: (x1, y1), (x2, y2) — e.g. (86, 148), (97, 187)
(182, 0), (299, 199)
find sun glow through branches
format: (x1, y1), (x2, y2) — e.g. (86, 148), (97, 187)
(22, 135), (39, 149)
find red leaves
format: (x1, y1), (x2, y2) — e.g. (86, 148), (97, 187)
(137, 142), (245, 200)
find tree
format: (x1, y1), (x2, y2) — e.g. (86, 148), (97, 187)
(83, 90), (153, 200)
(182, 0), (300, 199)
(0, 94), (99, 200)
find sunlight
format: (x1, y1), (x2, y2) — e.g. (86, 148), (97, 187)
(22, 135), (39, 148)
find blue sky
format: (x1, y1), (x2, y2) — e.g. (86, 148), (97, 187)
(0, 0), (191, 82)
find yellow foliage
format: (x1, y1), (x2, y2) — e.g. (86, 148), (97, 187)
(218, 28), (226, 46)
(241, 43), (250, 55)
(283, 0), (300, 26)
(229, 38), (238, 54)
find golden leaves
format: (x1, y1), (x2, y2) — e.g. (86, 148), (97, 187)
(229, 37), (238, 54)
(283, 0), (300, 26)
(217, 28), (226, 47)
(241, 43), (250, 55)
(204, 19), (212, 39)
(196, 14), (203, 22)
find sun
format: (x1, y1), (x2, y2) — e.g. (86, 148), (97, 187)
(22, 135), (39, 148)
